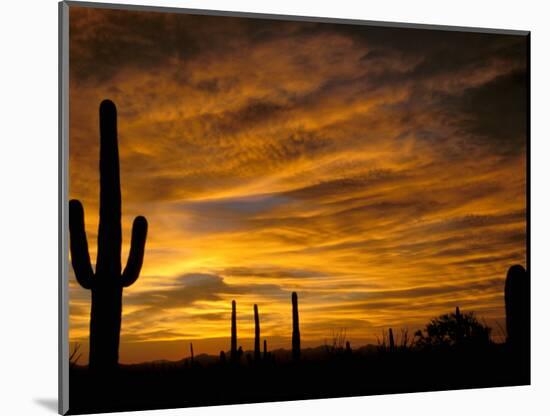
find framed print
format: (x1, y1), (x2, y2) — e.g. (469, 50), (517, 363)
(59, 1), (530, 414)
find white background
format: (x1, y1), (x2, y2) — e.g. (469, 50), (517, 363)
(1, 0), (549, 414)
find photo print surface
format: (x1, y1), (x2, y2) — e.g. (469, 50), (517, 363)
(64, 3), (529, 414)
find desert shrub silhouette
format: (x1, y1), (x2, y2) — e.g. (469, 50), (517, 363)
(505, 264), (529, 352)
(292, 292), (301, 361)
(69, 100), (148, 372)
(415, 307), (491, 349)
(324, 328), (348, 356)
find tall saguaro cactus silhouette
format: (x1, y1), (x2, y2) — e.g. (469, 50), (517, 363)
(505, 265), (529, 351)
(69, 100), (148, 372)
(292, 292), (301, 361)
(230, 300), (237, 361)
(254, 304), (261, 361)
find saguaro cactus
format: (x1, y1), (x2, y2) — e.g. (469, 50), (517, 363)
(254, 304), (261, 361)
(292, 292), (301, 361)
(505, 265), (529, 350)
(388, 328), (395, 351)
(230, 300), (237, 361)
(263, 339), (268, 360)
(190, 342), (194, 364)
(69, 100), (148, 372)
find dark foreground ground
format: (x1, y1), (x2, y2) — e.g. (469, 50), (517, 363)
(67, 343), (529, 415)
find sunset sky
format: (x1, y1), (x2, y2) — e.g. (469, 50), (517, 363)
(68, 6), (528, 364)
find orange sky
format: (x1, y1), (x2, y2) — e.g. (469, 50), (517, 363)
(68, 6), (528, 364)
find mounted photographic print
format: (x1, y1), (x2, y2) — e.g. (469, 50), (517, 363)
(58, 1), (530, 414)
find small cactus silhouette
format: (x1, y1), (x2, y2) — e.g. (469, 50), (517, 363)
(263, 339), (268, 360)
(219, 350), (226, 363)
(190, 342), (194, 364)
(69, 100), (148, 372)
(388, 328), (395, 351)
(292, 292), (301, 361)
(254, 304), (261, 361)
(505, 265), (529, 350)
(345, 341), (352, 354)
(230, 300), (237, 361)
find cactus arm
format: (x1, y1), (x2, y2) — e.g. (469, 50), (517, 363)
(68, 199), (94, 290)
(96, 99), (122, 276)
(121, 216), (148, 287)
